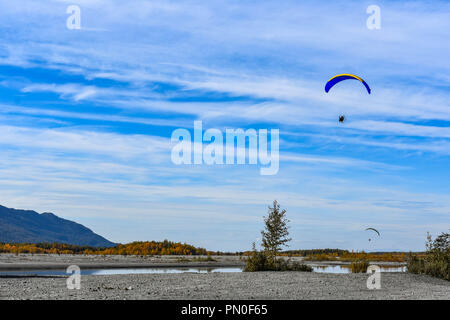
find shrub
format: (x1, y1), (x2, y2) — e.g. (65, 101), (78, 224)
(244, 244), (312, 272)
(406, 254), (424, 274)
(244, 246), (274, 272)
(407, 232), (449, 281)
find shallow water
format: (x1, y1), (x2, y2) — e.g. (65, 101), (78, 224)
(0, 265), (406, 276)
(0, 267), (243, 276)
(312, 265), (406, 273)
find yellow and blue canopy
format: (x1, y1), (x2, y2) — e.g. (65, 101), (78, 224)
(325, 74), (371, 94)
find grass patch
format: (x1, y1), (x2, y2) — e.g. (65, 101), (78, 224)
(175, 257), (191, 262)
(176, 255), (217, 263)
(191, 256), (217, 262)
(350, 260), (369, 273)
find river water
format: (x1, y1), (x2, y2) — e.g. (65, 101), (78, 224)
(0, 264), (406, 276)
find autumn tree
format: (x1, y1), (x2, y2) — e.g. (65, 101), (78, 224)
(261, 200), (291, 261)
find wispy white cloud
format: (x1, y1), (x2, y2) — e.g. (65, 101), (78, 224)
(0, 0), (449, 250)
(22, 83), (98, 101)
(0, 125), (169, 160)
(0, 104), (189, 128)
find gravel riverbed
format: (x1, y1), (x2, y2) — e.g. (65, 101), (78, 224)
(0, 254), (448, 300)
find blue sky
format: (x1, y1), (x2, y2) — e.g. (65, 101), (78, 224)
(0, 0), (449, 251)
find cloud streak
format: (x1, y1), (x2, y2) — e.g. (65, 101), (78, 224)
(0, 0), (448, 250)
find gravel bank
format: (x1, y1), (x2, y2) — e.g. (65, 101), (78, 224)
(1, 271), (448, 300)
(1, 254), (445, 300)
(0, 253), (245, 270)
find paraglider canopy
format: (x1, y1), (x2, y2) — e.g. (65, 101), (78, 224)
(325, 74), (371, 94)
(365, 227), (380, 236)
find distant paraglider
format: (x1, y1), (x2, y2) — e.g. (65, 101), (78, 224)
(366, 227), (380, 242)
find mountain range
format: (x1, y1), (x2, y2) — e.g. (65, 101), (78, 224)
(0, 205), (115, 247)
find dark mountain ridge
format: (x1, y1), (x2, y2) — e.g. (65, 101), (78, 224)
(0, 205), (115, 247)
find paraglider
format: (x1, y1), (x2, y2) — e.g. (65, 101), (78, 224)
(325, 74), (371, 123)
(366, 228), (380, 242)
(325, 74), (371, 94)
